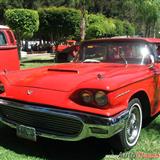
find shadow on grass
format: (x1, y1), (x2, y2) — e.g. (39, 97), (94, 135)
(144, 117), (160, 133)
(0, 125), (113, 160)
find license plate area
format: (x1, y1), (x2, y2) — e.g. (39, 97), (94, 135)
(16, 125), (37, 141)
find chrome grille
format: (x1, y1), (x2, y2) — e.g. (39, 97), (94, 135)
(0, 106), (83, 136)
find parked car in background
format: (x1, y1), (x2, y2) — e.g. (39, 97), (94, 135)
(21, 41), (54, 54)
(54, 40), (76, 53)
(0, 25), (19, 71)
(0, 37), (160, 152)
(55, 44), (80, 63)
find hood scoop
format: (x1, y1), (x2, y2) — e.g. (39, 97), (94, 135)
(48, 68), (78, 73)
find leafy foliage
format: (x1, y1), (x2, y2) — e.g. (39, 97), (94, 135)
(1, 0), (160, 39)
(86, 14), (111, 39)
(86, 14), (135, 39)
(38, 7), (81, 42)
(5, 9), (39, 39)
(123, 21), (135, 36)
(86, 23), (106, 39)
(136, 0), (159, 37)
(5, 9), (39, 58)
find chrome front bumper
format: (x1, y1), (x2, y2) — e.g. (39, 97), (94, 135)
(0, 98), (129, 141)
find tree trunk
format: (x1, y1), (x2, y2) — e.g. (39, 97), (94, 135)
(80, 5), (86, 41)
(153, 21), (156, 38)
(80, 16), (86, 41)
(145, 24), (149, 37)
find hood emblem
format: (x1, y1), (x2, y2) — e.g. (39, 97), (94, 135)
(97, 73), (105, 80)
(27, 90), (33, 95)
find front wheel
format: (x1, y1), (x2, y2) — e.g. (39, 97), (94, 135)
(111, 98), (142, 152)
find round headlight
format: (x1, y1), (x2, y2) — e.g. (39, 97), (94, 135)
(81, 91), (93, 104)
(94, 91), (107, 106)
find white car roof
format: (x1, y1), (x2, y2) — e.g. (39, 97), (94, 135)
(0, 25), (10, 29)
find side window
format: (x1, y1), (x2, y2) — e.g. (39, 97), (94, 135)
(0, 32), (6, 45)
(7, 30), (14, 44)
(157, 45), (160, 56)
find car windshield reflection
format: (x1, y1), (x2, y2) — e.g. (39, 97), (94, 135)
(78, 41), (152, 65)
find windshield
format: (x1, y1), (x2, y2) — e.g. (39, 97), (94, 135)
(78, 41), (152, 65)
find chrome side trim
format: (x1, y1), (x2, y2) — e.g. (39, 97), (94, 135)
(0, 98), (129, 141)
(116, 90), (131, 98)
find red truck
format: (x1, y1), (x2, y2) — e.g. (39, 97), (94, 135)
(0, 25), (19, 71)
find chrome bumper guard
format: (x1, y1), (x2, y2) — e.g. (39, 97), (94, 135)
(0, 98), (129, 141)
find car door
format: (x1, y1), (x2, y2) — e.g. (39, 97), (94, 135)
(0, 28), (19, 71)
(150, 43), (160, 114)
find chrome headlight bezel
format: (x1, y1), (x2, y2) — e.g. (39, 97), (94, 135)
(70, 89), (108, 108)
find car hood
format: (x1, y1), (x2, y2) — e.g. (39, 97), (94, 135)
(4, 63), (151, 92)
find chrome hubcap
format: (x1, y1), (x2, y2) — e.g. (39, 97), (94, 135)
(125, 104), (142, 146)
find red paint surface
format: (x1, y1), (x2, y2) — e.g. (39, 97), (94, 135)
(0, 26), (19, 71)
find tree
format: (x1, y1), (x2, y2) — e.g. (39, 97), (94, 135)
(38, 7), (81, 43)
(86, 14), (115, 39)
(86, 23), (106, 39)
(55, 0), (93, 40)
(136, 0), (159, 37)
(86, 14), (135, 39)
(123, 21), (135, 36)
(1, 0), (159, 38)
(86, 14), (106, 39)
(0, 0), (58, 24)
(5, 9), (39, 57)
(68, 0), (91, 40)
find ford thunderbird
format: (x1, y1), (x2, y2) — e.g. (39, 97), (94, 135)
(0, 38), (160, 152)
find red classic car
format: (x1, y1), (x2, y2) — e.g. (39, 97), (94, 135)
(0, 37), (160, 152)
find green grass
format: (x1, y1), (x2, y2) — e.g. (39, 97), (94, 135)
(20, 53), (54, 69)
(0, 54), (160, 160)
(1, 117), (160, 160)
